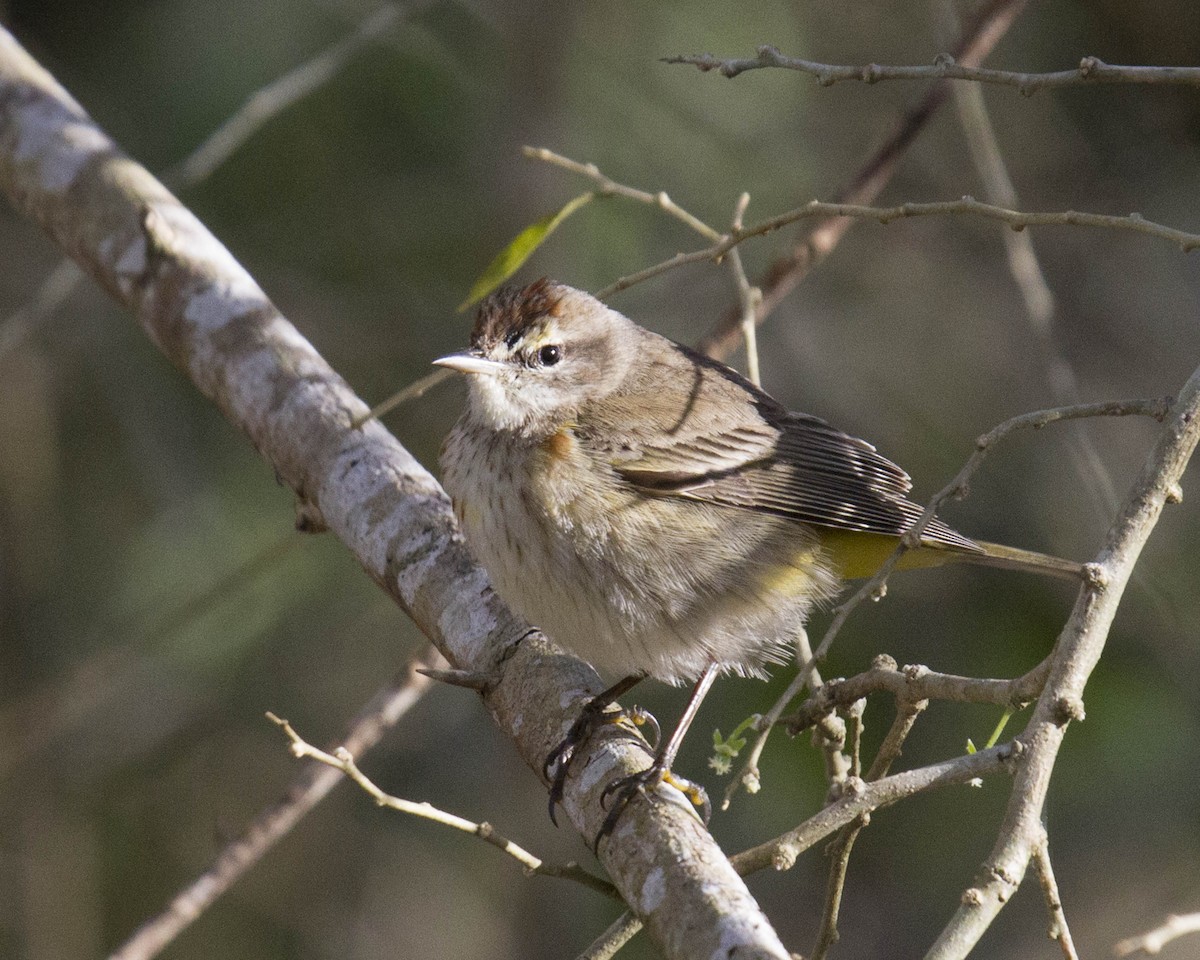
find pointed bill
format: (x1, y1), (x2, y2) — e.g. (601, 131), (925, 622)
(433, 353), (506, 376)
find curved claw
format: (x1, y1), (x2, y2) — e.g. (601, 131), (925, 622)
(544, 696), (658, 828)
(595, 770), (657, 851)
(626, 706), (661, 752)
(592, 765), (710, 851)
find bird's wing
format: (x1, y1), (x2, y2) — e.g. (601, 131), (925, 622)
(581, 341), (975, 550)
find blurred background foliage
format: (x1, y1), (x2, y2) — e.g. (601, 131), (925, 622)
(1, 1), (1199, 958)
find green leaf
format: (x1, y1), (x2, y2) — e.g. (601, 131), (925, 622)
(709, 718), (755, 775)
(458, 192), (594, 311)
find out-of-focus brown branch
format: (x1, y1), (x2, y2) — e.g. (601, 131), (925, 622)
(695, 0), (1029, 359)
(0, 3), (402, 363)
(1116, 912), (1200, 957)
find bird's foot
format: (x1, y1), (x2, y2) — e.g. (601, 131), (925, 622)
(594, 763), (710, 851)
(544, 698), (659, 827)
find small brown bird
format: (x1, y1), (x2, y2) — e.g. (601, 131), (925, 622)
(436, 279), (1079, 834)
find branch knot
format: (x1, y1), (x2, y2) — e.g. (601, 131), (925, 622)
(1052, 695), (1086, 725)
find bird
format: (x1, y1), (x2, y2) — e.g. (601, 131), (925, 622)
(435, 278), (1080, 839)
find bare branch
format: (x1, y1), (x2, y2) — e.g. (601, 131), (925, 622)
(1116, 912), (1200, 957)
(524, 146), (765, 385)
(166, 4), (402, 185)
(725, 398), (1169, 806)
(268, 712), (619, 900)
(601, 199), (1200, 297)
(810, 820), (865, 960)
(726, 191), (762, 386)
(697, 0), (1030, 359)
(812, 687), (923, 960)
(866, 695), (927, 782)
(667, 48), (1200, 95)
(523, 145), (722, 241)
(783, 656), (1045, 738)
(731, 742), (1019, 876)
(798, 628), (854, 789)
(926, 364), (1200, 960)
(576, 912), (644, 960)
(109, 649), (441, 960)
(353, 367), (453, 428)
(1030, 828), (1080, 960)
(585, 735), (1016, 956)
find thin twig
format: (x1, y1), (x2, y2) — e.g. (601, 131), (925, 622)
(727, 192), (762, 386)
(845, 699), (865, 781)
(353, 367), (453, 427)
(927, 369), (1200, 960)
(798, 628), (853, 791)
(697, 0), (1030, 359)
(811, 691), (923, 960)
(1116, 912), (1200, 956)
(731, 741), (1019, 875)
(575, 911), (644, 960)
(524, 146), (765, 387)
(810, 821), (865, 960)
(951, 73), (1121, 514)
(784, 655), (1045, 738)
(598, 198), (1200, 299)
(167, 5), (403, 185)
(268, 712), (619, 899)
(523, 145), (722, 241)
(869, 698), (927, 784)
(0, 258), (81, 359)
(1031, 828), (1080, 960)
(108, 647), (443, 960)
(667, 48), (1200, 95)
(724, 396), (1169, 805)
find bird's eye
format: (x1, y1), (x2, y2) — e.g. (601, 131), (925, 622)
(537, 344), (563, 367)
(504, 331), (522, 350)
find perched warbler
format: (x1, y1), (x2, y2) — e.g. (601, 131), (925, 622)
(436, 278), (1079, 833)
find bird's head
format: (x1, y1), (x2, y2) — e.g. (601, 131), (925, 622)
(435, 279), (636, 435)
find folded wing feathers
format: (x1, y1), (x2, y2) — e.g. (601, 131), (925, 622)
(611, 411), (977, 552)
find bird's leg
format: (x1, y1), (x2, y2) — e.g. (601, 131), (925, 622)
(596, 662), (719, 848)
(544, 674), (657, 826)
